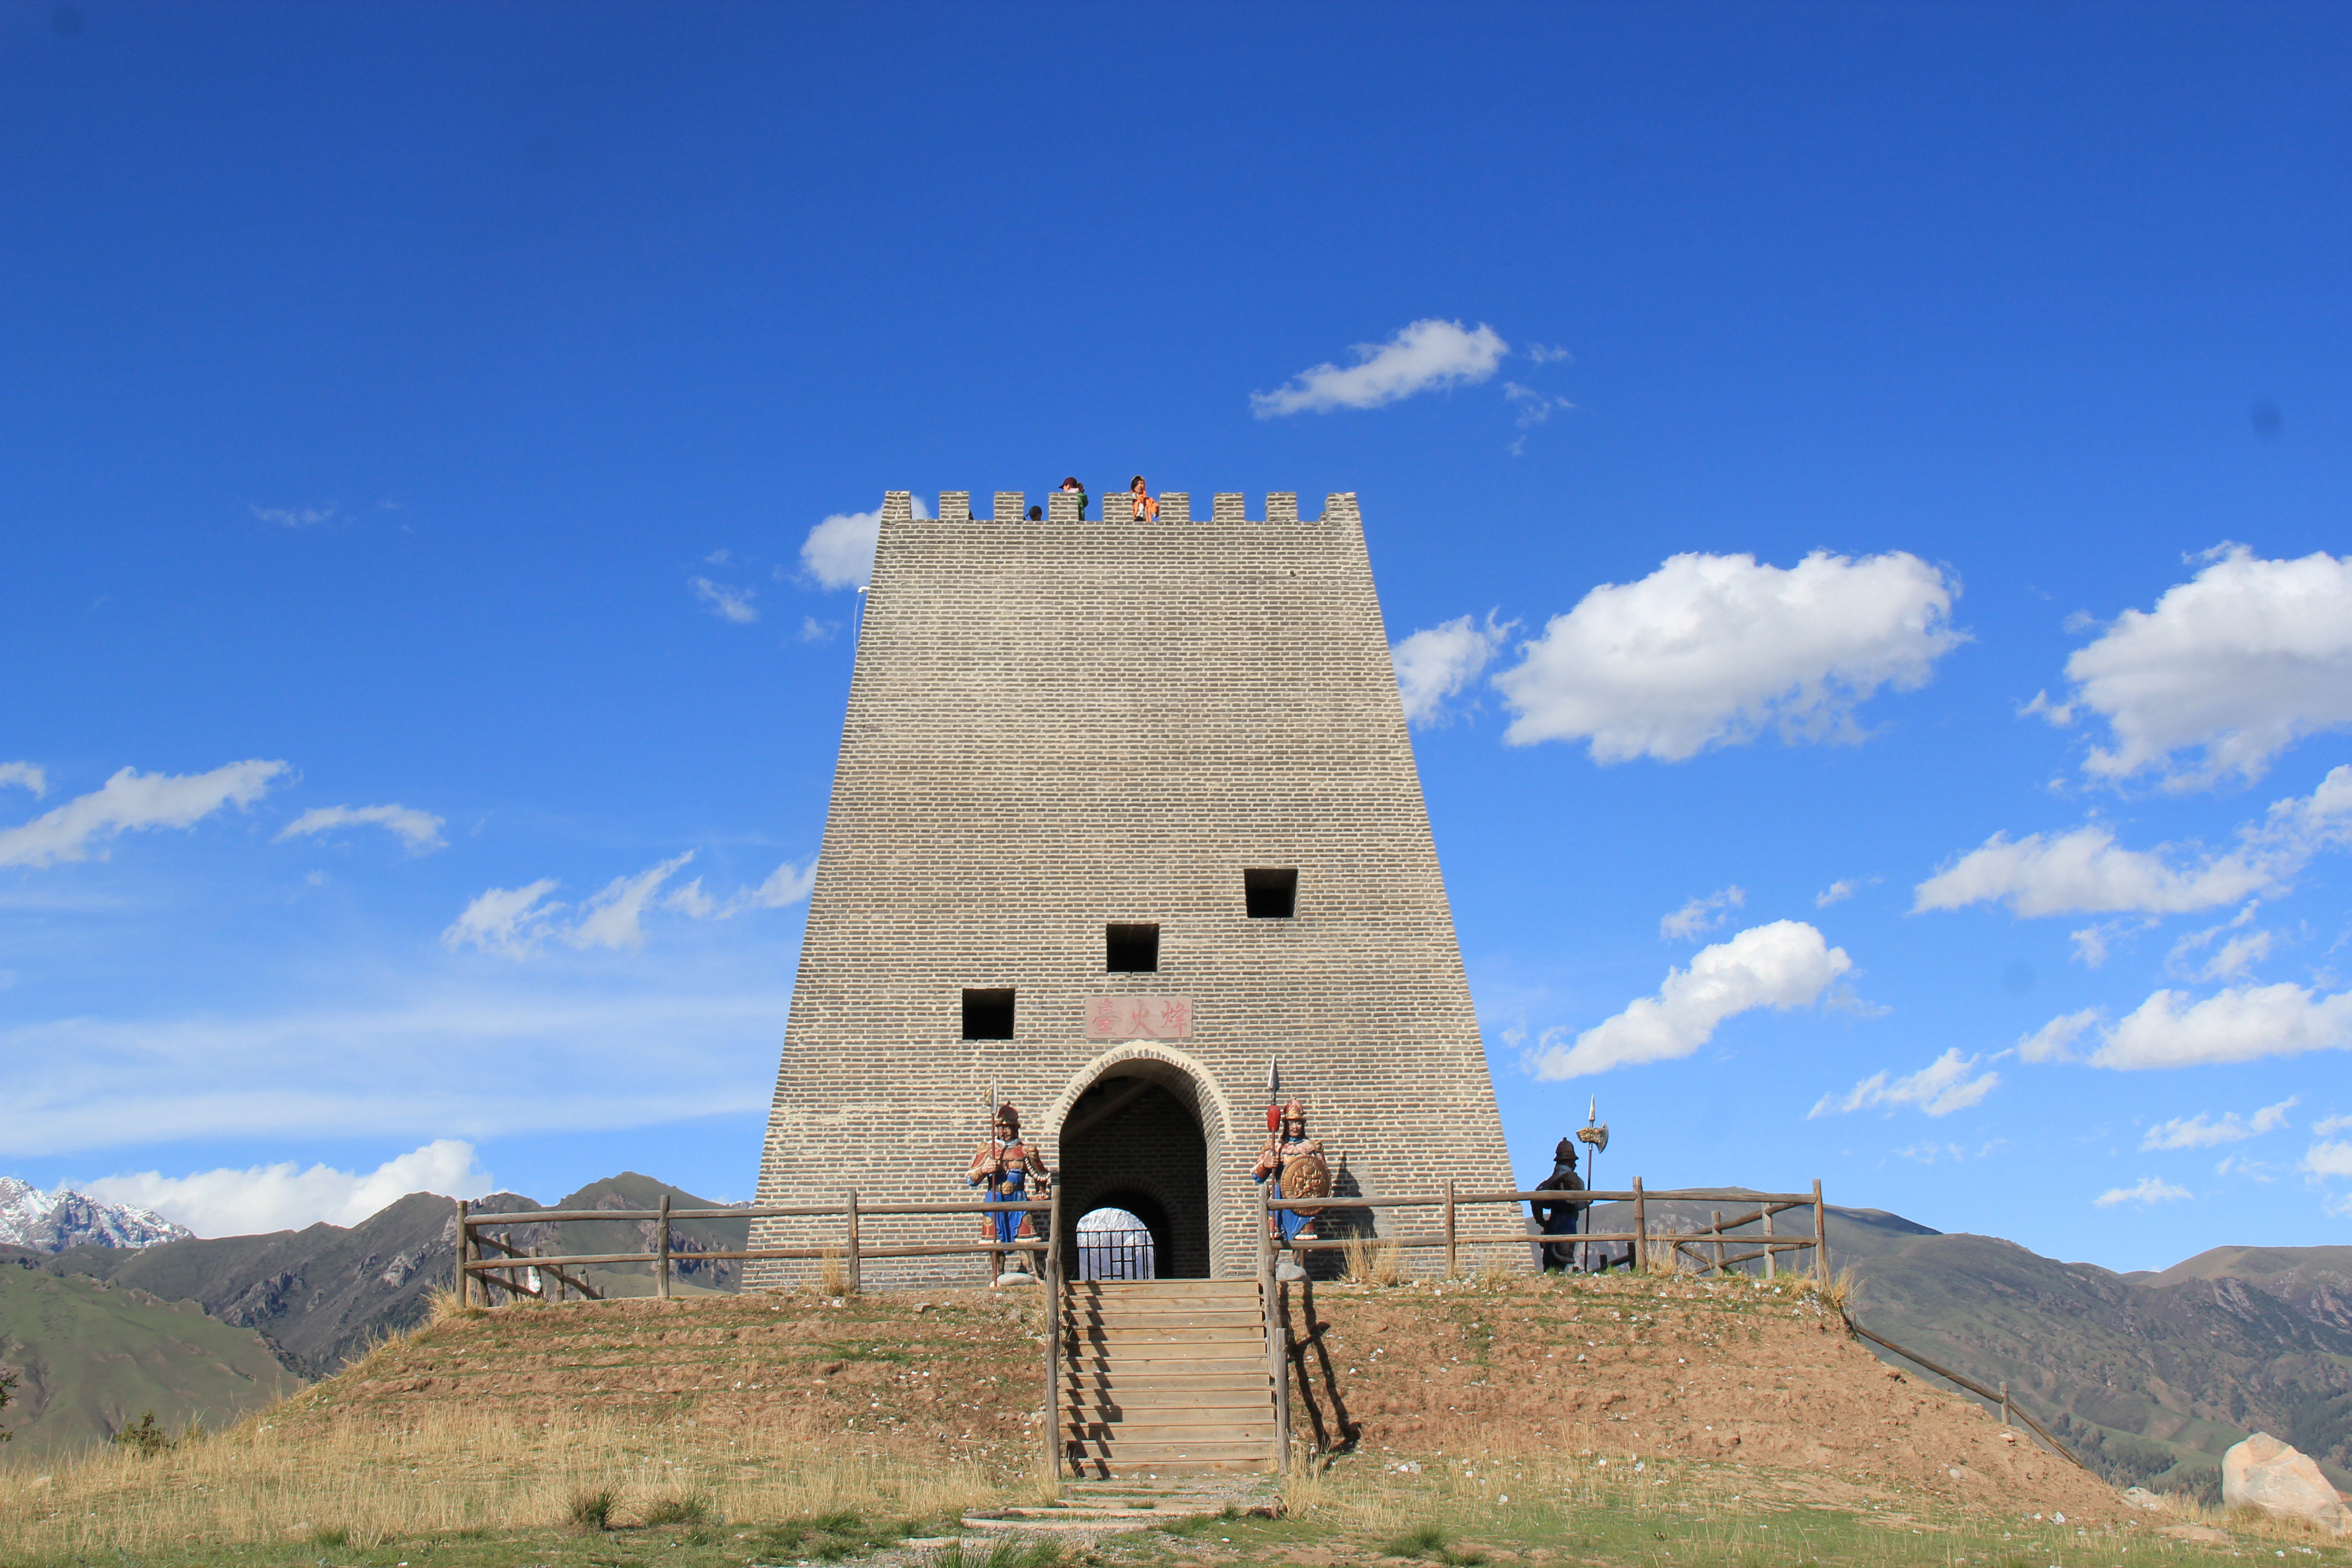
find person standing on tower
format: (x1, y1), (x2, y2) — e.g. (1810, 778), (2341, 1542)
(1060, 476), (1087, 520)
(968, 1102), (1049, 1282)
(1127, 475), (1159, 522)
(1532, 1137), (1585, 1272)
(1251, 1098), (1328, 1254)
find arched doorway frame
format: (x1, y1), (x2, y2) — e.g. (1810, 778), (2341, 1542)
(1044, 1041), (1236, 1279)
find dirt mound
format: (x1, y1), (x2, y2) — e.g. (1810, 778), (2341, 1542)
(281, 1274), (2123, 1520)
(289, 1288), (1049, 1479)
(1283, 1272), (2124, 1521)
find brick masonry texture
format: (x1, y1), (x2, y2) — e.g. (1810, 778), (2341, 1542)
(747, 491), (1515, 1286)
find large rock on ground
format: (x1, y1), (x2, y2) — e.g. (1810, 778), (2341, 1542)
(2223, 1433), (2352, 1534)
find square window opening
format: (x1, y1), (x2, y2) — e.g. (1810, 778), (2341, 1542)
(1244, 867), (1298, 919)
(962, 987), (1015, 1040)
(1106, 922), (1160, 973)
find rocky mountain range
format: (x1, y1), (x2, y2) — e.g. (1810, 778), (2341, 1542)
(0, 1171), (745, 1449)
(0, 1176), (192, 1252)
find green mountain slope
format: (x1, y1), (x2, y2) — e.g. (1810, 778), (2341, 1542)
(21, 1173), (745, 1380)
(0, 1270), (303, 1453)
(1842, 1231), (2352, 1501)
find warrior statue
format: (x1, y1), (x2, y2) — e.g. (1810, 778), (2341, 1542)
(1251, 1098), (1330, 1255)
(1531, 1137), (1585, 1272)
(967, 1102), (1049, 1281)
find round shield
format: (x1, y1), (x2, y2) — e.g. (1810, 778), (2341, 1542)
(1281, 1147), (1332, 1216)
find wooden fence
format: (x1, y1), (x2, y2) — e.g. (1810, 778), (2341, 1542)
(1259, 1178), (1829, 1279)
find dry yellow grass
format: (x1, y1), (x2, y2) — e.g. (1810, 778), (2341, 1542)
(1343, 1235), (1403, 1287)
(0, 1404), (1000, 1554)
(818, 1248), (851, 1297)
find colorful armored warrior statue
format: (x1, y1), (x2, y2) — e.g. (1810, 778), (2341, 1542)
(1251, 1098), (1330, 1248)
(1532, 1136), (1585, 1272)
(967, 1102), (1049, 1276)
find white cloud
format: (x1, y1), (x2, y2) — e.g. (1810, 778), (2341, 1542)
(250, 503), (337, 528)
(2314, 1114), (2352, 1136)
(1809, 1048), (2001, 1119)
(2096, 1176), (2193, 1208)
(662, 855), (817, 922)
(1815, 878), (1862, 908)
(690, 577), (759, 623)
(276, 803), (448, 854)
(2302, 1141), (2352, 1178)
(0, 763), (46, 797)
(0, 760), (289, 868)
(1528, 920), (1851, 1080)
(1503, 382), (1572, 429)
(738, 856), (818, 909)
(1491, 551), (1963, 761)
(2, 985), (790, 1157)
(1525, 343), (1573, 365)
(2043, 547), (2352, 788)
(441, 878), (563, 957)
(1392, 612), (1515, 725)
(703, 549), (732, 565)
(564, 852), (695, 952)
(2143, 1096), (2298, 1150)
(83, 1138), (492, 1238)
(1914, 765), (2352, 918)
(1660, 885), (1745, 941)
(799, 495), (931, 593)
(798, 616), (838, 643)
(2019, 1007), (2102, 1062)
(444, 852), (811, 958)
(1251, 318), (1508, 416)
(2084, 982), (2352, 1069)
(1914, 826), (2271, 918)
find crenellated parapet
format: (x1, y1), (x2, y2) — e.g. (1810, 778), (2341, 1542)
(880, 490), (1362, 526)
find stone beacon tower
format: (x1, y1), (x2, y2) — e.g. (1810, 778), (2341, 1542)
(747, 488), (1514, 1285)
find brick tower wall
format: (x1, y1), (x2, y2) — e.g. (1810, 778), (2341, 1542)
(747, 490), (1516, 1285)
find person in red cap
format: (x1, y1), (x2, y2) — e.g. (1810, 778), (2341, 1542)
(968, 1102), (1049, 1279)
(1251, 1098), (1327, 1250)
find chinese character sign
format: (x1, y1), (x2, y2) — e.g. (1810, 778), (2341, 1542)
(1086, 995), (1193, 1039)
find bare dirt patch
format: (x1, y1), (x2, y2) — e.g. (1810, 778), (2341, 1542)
(1281, 1272), (2125, 1522)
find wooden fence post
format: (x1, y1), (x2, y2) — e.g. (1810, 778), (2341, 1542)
(1044, 1183), (1063, 1483)
(1811, 1179), (1828, 1287)
(1631, 1177), (1648, 1273)
(453, 1200), (470, 1308)
(846, 1190), (862, 1294)
(1442, 1181), (1457, 1279)
(2000, 1380), (2010, 1426)
(1763, 1206), (1777, 1280)
(657, 1193), (673, 1300)
(1259, 1182), (1288, 1470)
(496, 1230), (513, 1306)
(1710, 1210), (1725, 1276)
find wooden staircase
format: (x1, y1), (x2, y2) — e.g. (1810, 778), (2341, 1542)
(1061, 1279), (1280, 1476)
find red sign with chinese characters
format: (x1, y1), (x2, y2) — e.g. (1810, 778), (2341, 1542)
(1086, 995), (1193, 1039)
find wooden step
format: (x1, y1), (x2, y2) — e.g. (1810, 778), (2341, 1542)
(1068, 1391), (1274, 1413)
(1068, 1309), (1264, 1329)
(1069, 1418), (1276, 1441)
(1068, 1438), (1277, 1463)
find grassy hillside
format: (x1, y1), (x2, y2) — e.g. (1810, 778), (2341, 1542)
(0, 1270), (304, 1453)
(1843, 1231), (2352, 1502)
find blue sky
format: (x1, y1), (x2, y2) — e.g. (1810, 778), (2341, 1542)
(4, 1), (2348, 1271)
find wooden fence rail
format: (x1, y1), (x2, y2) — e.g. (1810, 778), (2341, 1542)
(1261, 1177), (1829, 1285)
(452, 1191), (1053, 1307)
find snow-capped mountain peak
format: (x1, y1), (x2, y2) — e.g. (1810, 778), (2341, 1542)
(0, 1176), (194, 1251)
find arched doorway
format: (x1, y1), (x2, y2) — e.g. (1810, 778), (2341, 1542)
(1075, 1204), (1158, 1280)
(1055, 1075), (1210, 1278)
